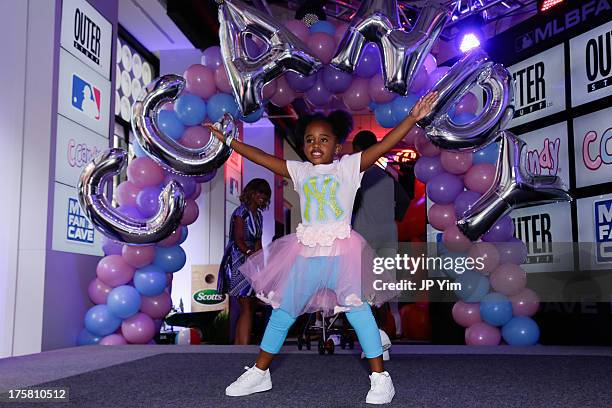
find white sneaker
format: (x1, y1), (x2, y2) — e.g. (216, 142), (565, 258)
(225, 365), (272, 397)
(366, 371), (395, 404)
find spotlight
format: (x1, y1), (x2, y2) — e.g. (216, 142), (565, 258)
(459, 32), (481, 53)
(455, 14), (485, 54)
(538, 0), (565, 12)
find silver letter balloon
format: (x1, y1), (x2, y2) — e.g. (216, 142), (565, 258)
(132, 74), (232, 176)
(456, 131), (572, 241)
(218, 0), (322, 116)
(331, 1), (451, 95)
(78, 149), (186, 245)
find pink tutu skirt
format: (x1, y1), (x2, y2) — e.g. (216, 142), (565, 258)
(238, 229), (397, 317)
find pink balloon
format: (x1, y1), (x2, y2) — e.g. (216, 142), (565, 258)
(181, 199), (199, 226)
(114, 181), (139, 207)
(342, 78), (370, 111)
(334, 22), (349, 44)
(490, 263), (527, 296)
(464, 163), (496, 194)
(270, 76), (296, 107)
(442, 226), (471, 252)
(307, 32), (336, 64)
(214, 66), (233, 94)
(424, 53), (438, 74)
(428, 204), (456, 231)
(127, 157), (165, 188)
(440, 150), (473, 174)
(88, 278), (112, 304)
(122, 245), (156, 268)
(166, 273), (173, 287)
(454, 92), (479, 115)
(183, 64), (216, 100)
(99, 334), (127, 346)
(452, 301), (482, 328)
(191, 183), (202, 200)
(180, 125), (210, 149)
(161, 101), (175, 111)
(468, 242), (500, 274)
(509, 288), (540, 317)
(263, 80), (277, 100)
(414, 131), (441, 157)
(404, 125), (424, 146)
(121, 313), (156, 344)
(465, 322), (501, 345)
(158, 228), (182, 247)
(140, 291), (172, 319)
(96, 255), (135, 287)
(368, 74), (395, 104)
(284, 20), (309, 43)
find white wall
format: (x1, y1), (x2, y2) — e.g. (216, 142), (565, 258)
(9, 0), (57, 357)
(0, 0), (29, 359)
(244, 119), (275, 245)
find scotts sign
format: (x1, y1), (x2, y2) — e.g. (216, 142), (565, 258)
(193, 289), (226, 305)
(515, 0), (611, 53)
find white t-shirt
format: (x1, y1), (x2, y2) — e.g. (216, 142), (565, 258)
(286, 152), (364, 226)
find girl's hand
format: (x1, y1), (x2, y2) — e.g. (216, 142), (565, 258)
(409, 91), (438, 121)
(203, 122), (224, 142)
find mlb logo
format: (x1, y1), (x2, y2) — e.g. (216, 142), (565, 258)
(515, 32), (534, 52)
(72, 74), (101, 120)
(594, 199), (612, 262)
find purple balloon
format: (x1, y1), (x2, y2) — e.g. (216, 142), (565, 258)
(201, 46), (222, 69)
(426, 172), (464, 205)
(482, 215), (514, 243)
(193, 169), (217, 183)
(414, 156), (443, 183)
(136, 186), (162, 218)
(454, 190), (482, 218)
(102, 237), (123, 256)
(355, 43), (381, 78)
(165, 174), (196, 198)
(118, 205), (146, 221)
(305, 76), (332, 107)
(497, 237), (528, 264)
(321, 65), (353, 94)
(285, 71), (317, 92)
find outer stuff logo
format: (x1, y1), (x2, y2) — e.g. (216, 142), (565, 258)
(513, 61), (549, 118)
(527, 137), (561, 176)
(582, 127), (612, 170)
(71, 74), (100, 120)
(594, 199), (612, 262)
(585, 28), (612, 93)
(73, 7), (101, 65)
(515, 0), (611, 52)
(67, 198), (94, 244)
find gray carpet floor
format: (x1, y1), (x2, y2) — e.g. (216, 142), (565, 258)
(1, 353), (611, 408)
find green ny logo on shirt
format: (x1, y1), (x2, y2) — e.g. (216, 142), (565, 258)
(302, 175), (344, 222)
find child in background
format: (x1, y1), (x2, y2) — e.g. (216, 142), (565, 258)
(206, 91), (437, 405)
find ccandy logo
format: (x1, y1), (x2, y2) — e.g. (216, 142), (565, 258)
(193, 290), (226, 305)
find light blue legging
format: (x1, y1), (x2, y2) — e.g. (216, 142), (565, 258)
(259, 256), (383, 359)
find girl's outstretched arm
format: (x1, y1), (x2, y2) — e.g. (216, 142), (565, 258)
(204, 123), (290, 178)
(359, 91), (438, 172)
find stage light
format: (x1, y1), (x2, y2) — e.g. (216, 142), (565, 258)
(459, 32), (481, 53)
(538, 0), (565, 12)
(394, 148), (418, 164)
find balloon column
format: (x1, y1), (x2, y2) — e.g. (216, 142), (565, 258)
(77, 63), (237, 345)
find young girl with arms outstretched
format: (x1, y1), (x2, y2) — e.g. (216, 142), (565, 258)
(206, 91), (437, 405)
